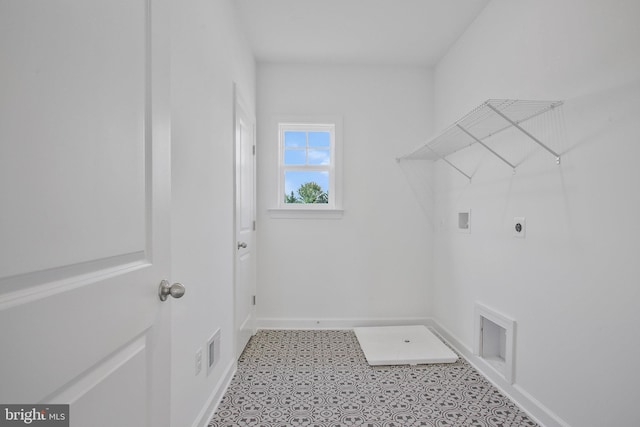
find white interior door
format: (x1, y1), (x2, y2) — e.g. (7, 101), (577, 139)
(0, 1), (172, 426)
(234, 87), (257, 358)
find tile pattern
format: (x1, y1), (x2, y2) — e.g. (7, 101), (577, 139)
(208, 330), (538, 427)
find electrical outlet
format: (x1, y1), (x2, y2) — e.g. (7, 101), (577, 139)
(514, 217), (526, 238)
(195, 348), (202, 375)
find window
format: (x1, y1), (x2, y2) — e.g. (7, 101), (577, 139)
(278, 122), (338, 210)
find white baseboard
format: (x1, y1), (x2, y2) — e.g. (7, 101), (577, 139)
(429, 320), (570, 427)
(192, 359), (237, 427)
(257, 316), (432, 330)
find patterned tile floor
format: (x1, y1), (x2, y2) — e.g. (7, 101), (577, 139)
(208, 330), (538, 427)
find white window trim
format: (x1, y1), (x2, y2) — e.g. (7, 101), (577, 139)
(268, 208), (344, 219)
(269, 115), (343, 219)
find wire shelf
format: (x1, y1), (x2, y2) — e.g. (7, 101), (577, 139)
(397, 99), (563, 180)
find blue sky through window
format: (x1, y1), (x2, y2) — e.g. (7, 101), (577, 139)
(284, 130), (331, 166)
(284, 131), (306, 147)
(281, 125), (333, 205)
(284, 149), (306, 164)
(308, 131), (330, 147)
(308, 149), (330, 165)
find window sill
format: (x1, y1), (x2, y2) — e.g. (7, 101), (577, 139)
(268, 208), (344, 219)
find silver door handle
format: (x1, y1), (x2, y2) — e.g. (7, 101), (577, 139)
(237, 242), (247, 249)
(158, 280), (186, 301)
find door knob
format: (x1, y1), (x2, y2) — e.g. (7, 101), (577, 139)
(158, 280), (186, 301)
(237, 242), (248, 249)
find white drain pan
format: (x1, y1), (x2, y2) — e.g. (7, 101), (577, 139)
(353, 325), (458, 366)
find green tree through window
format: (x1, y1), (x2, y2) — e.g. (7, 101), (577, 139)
(284, 181), (328, 204)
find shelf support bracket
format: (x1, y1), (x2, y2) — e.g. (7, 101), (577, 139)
(456, 124), (517, 172)
(486, 103), (561, 164)
(424, 145), (472, 181)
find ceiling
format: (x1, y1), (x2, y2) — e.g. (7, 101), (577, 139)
(234, 0), (490, 66)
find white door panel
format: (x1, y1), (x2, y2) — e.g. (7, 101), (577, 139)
(0, 1), (171, 426)
(234, 88), (256, 358)
(0, 0), (147, 279)
(49, 336), (147, 427)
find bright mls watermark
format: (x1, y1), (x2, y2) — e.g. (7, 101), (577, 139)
(0, 405), (69, 426)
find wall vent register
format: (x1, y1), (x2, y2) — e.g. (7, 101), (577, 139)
(207, 329), (221, 377)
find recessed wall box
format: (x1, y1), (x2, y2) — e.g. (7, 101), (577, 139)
(474, 303), (516, 384)
(458, 211), (471, 233)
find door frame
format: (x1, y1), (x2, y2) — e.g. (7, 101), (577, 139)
(233, 83), (257, 358)
(147, 0), (172, 423)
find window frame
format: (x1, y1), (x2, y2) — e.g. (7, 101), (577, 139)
(278, 122), (335, 209)
(271, 117), (343, 218)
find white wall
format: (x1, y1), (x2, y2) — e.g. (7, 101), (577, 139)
(432, 1), (640, 426)
(256, 64), (434, 328)
(170, 1), (255, 426)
